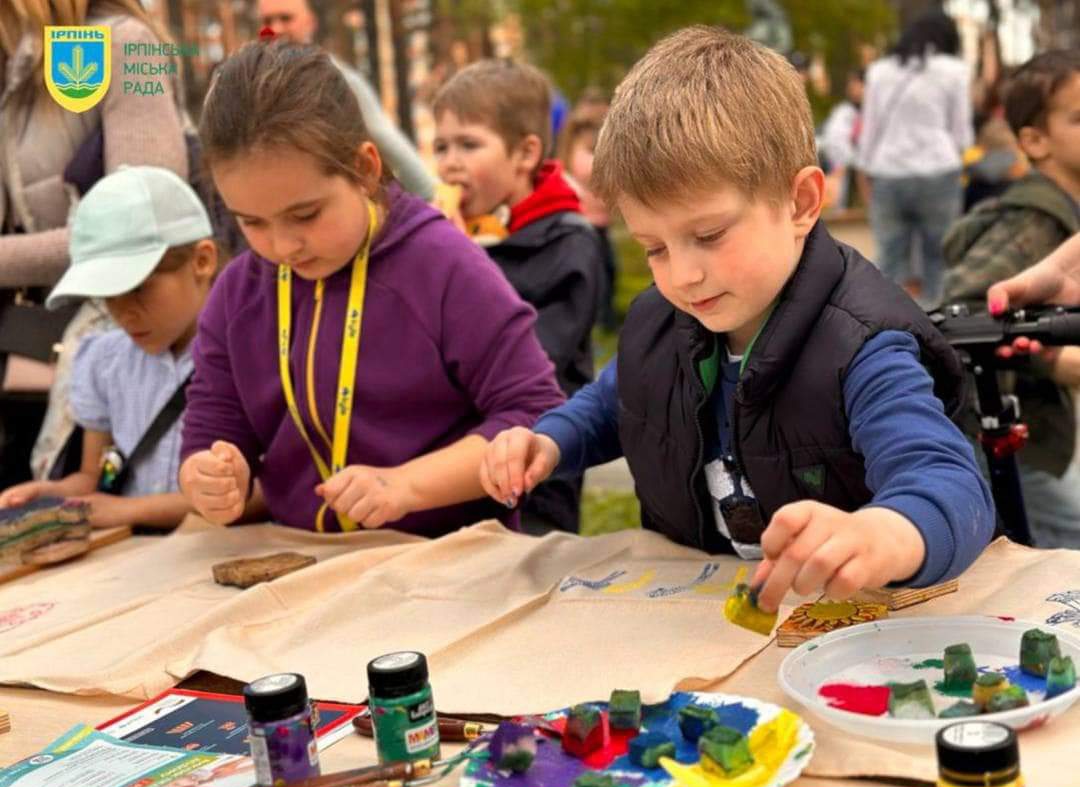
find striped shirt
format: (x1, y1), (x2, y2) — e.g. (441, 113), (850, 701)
(69, 329), (192, 496)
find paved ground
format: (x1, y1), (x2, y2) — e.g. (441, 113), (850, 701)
(583, 218), (877, 494)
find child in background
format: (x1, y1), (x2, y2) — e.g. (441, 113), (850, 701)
(0, 167), (214, 529)
(944, 49), (1080, 548)
(560, 95), (620, 331)
(481, 27), (995, 612)
(433, 60), (604, 535)
(179, 41), (563, 536)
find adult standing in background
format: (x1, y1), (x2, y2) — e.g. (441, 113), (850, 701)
(258, 0), (436, 201)
(857, 9), (972, 308)
(0, 0), (189, 485)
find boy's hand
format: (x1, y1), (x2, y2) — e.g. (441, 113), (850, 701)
(316, 465), (417, 529)
(0, 481), (45, 509)
(69, 493), (134, 529)
(179, 441), (250, 526)
(479, 427), (560, 508)
(750, 501), (926, 613)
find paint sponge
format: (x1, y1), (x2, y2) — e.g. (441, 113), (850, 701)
(986, 684), (1029, 712)
(563, 704), (608, 759)
(488, 721), (536, 774)
(887, 680), (935, 720)
(972, 672), (1009, 710)
(678, 704), (719, 743)
(608, 690), (642, 731)
(1046, 656), (1076, 699)
(1020, 629), (1061, 677)
(939, 701), (981, 719)
(942, 643), (977, 692)
(724, 583), (777, 636)
(627, 731), (676, 768)
(698, 725), (754, 778)
(572, 775), (623, 787)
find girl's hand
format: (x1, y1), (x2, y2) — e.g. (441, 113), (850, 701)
(69, 493), (135, 529)
(0, 481), (45, 509)
(316, 465), (418, 529)
(479, 427), (560, 509)
(179, 441), (250, 526)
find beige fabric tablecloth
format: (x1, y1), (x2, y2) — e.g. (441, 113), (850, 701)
(0, 523), (1077, 784)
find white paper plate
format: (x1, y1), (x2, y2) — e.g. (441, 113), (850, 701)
(778, 615), (1080, 744)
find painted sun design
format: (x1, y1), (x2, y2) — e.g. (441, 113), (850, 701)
(783, 600), (888, 633)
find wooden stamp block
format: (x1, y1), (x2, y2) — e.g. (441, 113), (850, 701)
(777, 599), (888, 647)
(212, 552), (316, 589)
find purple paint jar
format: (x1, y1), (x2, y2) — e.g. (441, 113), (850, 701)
(243, 673), (321, 786)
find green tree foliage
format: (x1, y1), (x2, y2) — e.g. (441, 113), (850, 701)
(512, 0), (750, 100)
(780, 0), (896, 120)
(511, 0), (895, 113)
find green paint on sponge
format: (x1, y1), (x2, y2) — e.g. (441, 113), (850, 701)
(698, 725), (754, 778)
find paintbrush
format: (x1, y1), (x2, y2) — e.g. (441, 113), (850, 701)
(352, 713), (485, 742)
(286, 759), (431, 787)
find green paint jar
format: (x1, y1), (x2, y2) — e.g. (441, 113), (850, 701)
(367, 651), (440, 764)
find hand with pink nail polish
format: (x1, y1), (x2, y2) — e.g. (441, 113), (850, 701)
(986, 233), (1080, 359)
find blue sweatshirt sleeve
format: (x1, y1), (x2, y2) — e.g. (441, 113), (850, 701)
(534, 359), (623, 477)
(845, 330), (995, 586)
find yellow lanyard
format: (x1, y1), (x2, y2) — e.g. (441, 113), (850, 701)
(277, 202), (377, 531)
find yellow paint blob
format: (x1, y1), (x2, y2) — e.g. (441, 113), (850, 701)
(603, 569), (658, 594)
(659, 709), (803, 787)
(804, 601), (858, 621)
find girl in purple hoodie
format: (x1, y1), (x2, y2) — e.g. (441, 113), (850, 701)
(178, 41), (564, 536)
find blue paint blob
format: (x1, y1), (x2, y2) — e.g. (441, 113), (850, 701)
(1002, 665), (1047, 696)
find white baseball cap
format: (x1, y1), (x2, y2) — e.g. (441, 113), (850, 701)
(46, 166), (212, 310)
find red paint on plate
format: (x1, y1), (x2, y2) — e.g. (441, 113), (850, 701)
(818, 683), (890, 716)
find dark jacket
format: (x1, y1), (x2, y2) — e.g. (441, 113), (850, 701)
(617, 221), (966, 552)
(486, 165), (605, 534)
(944, 172), (1080, 477)
(487, 210), (603, 397)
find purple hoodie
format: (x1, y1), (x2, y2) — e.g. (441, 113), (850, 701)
(181, 186), (565, 536)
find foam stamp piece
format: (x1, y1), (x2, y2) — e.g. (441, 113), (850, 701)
(972, 672), (1009, 710)
(888, 680), (935, 720)
(986, 684), (1029, 712)
(608, 690), (642, 731)
(572, 774), (622, 787)
(939, 701), (981, 719)
(212, 552), (317, 589)
(489, 721), (536, 774)
(724, 584), (777, 636)
(777, 599), (888, 647)
(678, 704), (719, 743)
(698, 725), (754, 778)
(943, 643), (978, 692)
(627, 731), (676, 768)
(1045, 656), (1076, 700)
(0, 497), (90, 565)
(1020, 629), (1061, 677)
(563, 704), (608, 758)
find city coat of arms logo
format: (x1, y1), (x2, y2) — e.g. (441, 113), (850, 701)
(44, 26), (111, 113)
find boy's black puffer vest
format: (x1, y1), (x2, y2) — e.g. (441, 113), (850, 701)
(616, 221), (967, 553)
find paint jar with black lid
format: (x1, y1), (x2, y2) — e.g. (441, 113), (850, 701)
(243, 672), (320, 786)
(936, 721), (1024, 787)
(367, 651), (440, 764)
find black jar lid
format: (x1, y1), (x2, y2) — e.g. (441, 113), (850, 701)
(937, 721), (1020, 786)
(367, 651), (429, 699)
(243, 673), (309, 723)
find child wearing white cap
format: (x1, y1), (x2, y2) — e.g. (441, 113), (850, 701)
(0, 166), (217, 529)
